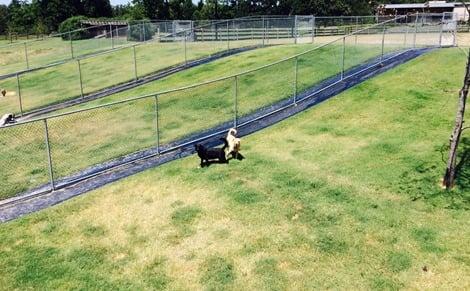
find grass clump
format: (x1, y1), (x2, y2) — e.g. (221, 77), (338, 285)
(200, 256), (235, 291)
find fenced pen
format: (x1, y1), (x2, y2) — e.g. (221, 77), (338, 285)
(0, 14), (457, 118)
(0, 13), (457, 201)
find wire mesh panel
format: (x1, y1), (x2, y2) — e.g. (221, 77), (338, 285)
(26, 37), (71, 68)
(20, 61), (81, 113)
(296, 16), (314, 44)
(382, 20), (409, 57)
(414, 14), (441, 48)
(47, 96), (157, 180)
(0, 43), (27, 75)
(135, 41), (185, 78)
(159, 78), (234, 146)
(296, 40), (342, 94)
(0, 75), (22, 115)
(237, 58), (295, 118)
(0, 121), (50, 200)
(442, 13), (457, 47)
(343, 33), (378, 79)
(80, 47), (135, 95)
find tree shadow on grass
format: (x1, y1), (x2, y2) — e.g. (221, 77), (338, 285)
(455, 136), (470, 191)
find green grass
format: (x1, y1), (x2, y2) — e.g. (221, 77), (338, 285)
(0, 32), (405, 115)
(0, 38), (264, 114)
(0, 36), (132, 76)
(0, 39), (399, 200)
(0, 48), (468, 289)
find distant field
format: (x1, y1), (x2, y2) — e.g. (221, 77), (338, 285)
(0, 48), (468, 290)
(0, 36), (132, 76)
(0, 40), (406, 200)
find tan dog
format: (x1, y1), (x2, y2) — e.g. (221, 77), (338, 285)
(226, 128), (241, 159)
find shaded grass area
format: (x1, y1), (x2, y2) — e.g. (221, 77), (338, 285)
(0, 42), (389, 200)
(0, 48), (469, 289)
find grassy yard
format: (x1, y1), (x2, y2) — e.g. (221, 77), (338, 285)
(0, 38), (404, 199)
(0, 48), (468, 290)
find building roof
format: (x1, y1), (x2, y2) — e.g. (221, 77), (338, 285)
(382, 1), (457, 9)
(81, 20), (128, 26)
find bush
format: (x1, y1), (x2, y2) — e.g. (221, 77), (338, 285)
(59, 16), (91, 40)
(128, 20), (155, 42)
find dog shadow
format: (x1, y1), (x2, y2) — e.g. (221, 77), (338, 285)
(200, 153), (246, 168)
(229, 153), (246, 161)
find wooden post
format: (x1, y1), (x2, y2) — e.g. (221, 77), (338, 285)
(443, 48), (469, 189)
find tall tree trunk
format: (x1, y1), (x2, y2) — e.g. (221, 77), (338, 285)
(443, 49), (469, 190)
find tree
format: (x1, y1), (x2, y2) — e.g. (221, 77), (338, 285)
(132, 0), (169, 19)
(82, 0), (113, 18)
(8, 0), (36, 34)
(33, 0), (82, 32)
(442, 2), (469, 190)
(0, 5), (8, 35)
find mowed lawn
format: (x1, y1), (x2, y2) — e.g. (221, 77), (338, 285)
(0, 48), (468, 290)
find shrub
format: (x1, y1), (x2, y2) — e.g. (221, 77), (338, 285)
(59, 16), (91, 40)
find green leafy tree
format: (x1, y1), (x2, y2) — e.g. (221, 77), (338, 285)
(82, 0), (113, 18)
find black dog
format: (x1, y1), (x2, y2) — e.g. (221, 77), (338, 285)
(195, 138), (229, 167)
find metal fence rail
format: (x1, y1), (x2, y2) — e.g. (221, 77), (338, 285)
(0, 14), (457, 201)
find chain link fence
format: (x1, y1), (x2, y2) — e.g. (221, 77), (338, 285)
(0, 14), (457, 201)
(1, 15), (418, 118)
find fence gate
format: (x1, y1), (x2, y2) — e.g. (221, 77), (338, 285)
(295, 15), (315, 44)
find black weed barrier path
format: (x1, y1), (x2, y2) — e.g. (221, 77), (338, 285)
(17, 45), (263, 120)
(0, 47), (434, 222)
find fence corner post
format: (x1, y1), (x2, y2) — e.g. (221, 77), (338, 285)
(43, 119), (55, 191)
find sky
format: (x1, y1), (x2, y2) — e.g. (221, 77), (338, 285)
(0, 0), (132, 5)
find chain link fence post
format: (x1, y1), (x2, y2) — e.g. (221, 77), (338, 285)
(413, 13), (419, 48)
(154, 95), (160, 154)
(43, 119), (55, 191)
(184, 31), (188, 65)
(294, 15), (298, 44)
(16, 73), (24, 116)
(132, 45), (138, 81)
(312, 15), (315, 44)
(381, 23), (386, 63)
(69, 31), (74, 58)
(77, 59), (84, 98)
(404, 15), (409, 48)
(110, 24), (114, 49)
(227, 21), (230, 50)
(142, 21), (146, 42)
(24, 42), (29, 70)
(341, 36), (345, 80)
(233, 75), (238, 128)
(439, 13), (444, 47)
(294, 57), (298, 104)
(262, 17), (265, 47)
